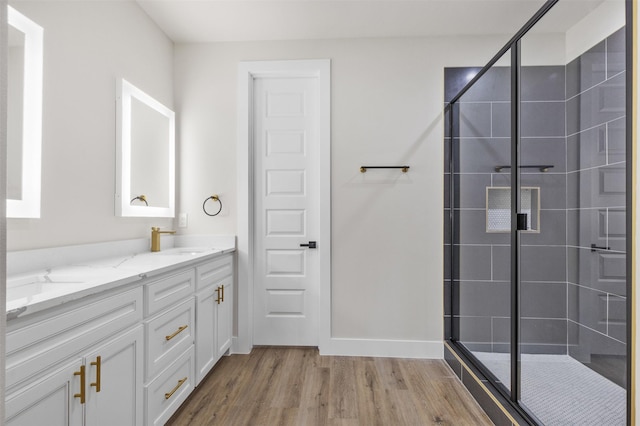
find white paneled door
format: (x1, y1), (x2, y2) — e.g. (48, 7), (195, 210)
(253, 76), (320, 346)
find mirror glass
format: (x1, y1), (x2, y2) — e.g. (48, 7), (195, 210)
(7, 6), (43, 218)
(116, 78), (175, 217)
(8, 25), (24, 201)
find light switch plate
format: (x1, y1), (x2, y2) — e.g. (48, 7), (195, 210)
(178, 213), (188, 228)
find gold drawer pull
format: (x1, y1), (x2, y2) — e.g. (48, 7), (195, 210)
(216, 286), (221, 305)
(165, 325), (188, 341)
(74, 365), (86, 404)
(221, 284), (224, 302)
(90, 356), (101, 392)
(165, 377), (187, 400)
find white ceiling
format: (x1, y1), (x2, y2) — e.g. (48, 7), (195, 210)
(135, 0), (608, 44)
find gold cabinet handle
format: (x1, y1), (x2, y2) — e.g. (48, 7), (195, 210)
(90, 356), (101, 392)
(221, 284), (224, 302)
(74, 365), (86, 404)
(216, 286), (222, 305)
(165, 377), (187, 400)
(165, 325), (188, 341)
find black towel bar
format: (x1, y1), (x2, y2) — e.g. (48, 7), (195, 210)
(495, 165), (554, 173)
(360, 166), (410, 173)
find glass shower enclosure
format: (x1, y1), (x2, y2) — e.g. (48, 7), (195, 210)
(444, 1), (630, 424)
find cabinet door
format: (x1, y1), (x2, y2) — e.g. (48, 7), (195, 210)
(216, 277), (233, 359)
(6, 358), (84, 426)
(84, 325), (144, 426)
(195, 285), (218, 385)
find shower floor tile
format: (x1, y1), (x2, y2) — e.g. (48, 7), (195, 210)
(473, 352), (625, 425)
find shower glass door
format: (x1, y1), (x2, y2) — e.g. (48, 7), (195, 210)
(517, 3), (628, 423)
(452, 49), (512, 393)
(446, 1), (629, 424)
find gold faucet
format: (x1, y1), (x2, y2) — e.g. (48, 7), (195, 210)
(151, 227), (176, 252)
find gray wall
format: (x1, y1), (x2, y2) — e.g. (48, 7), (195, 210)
(444, 64), (568, 354)
(516, 64), (568, 355)
(444, 66), (513, 353)
(566, 27), (627, 387)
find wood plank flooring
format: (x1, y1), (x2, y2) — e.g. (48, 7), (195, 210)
(167, 347), (493, 426)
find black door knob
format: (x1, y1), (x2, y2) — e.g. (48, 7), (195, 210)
(300, 241), (317, 249)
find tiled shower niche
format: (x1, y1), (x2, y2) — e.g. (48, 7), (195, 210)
(486, 187), (540, 233)
(444, 25), (627, 387)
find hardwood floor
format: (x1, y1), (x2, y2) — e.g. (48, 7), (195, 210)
(167, 347), (492, 426)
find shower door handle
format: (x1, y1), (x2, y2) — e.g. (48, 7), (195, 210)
(516, 213), (528, 231)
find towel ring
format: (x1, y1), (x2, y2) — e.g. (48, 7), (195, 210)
(203, 195), (222, 216)
(130, 195), (148, 206)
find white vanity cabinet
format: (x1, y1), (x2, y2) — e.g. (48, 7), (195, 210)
(5, 287), (144, 426)
(6, 327), (144, 426)
(195, 253), (234, 384)
(6, 249), (236, 426)
(143, 269), (196, 426)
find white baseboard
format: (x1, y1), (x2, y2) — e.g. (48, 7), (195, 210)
(230, 336), (251, 355)
(232, 336), (444, 359)
(320, 338), (444, 359)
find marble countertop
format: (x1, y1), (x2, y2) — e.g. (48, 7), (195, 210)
(7, 235), (235, 320)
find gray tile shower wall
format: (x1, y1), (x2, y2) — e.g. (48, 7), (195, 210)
(565, 27), (627, 380)
(518, 65), (567, 354)
(445, 66), (512, 352)
(444, 65), (568, 354)
(521, 66), (565, 102)
(443, 27), (627, 372)
(565, 40), (606, 99)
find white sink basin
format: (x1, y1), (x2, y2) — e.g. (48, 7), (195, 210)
(109, 247), (219, 272)
(159, 247), (214, 256)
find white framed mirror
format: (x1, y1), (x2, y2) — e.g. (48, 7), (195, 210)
(115, 78), (175, 217)
(7, 6), (43, 218)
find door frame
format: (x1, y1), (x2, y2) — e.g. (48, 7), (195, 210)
(236, 59), (331, 354)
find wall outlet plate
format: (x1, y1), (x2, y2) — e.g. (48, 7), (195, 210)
(178, 213), (188, 228)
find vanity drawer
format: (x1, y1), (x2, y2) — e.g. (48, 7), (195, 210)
(145, 269), (195, 316)
(145, 297), (195, 381)
(145, 345), (195, 426)
(196, 254), (233, 291)
(6, 287), (143, 391)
